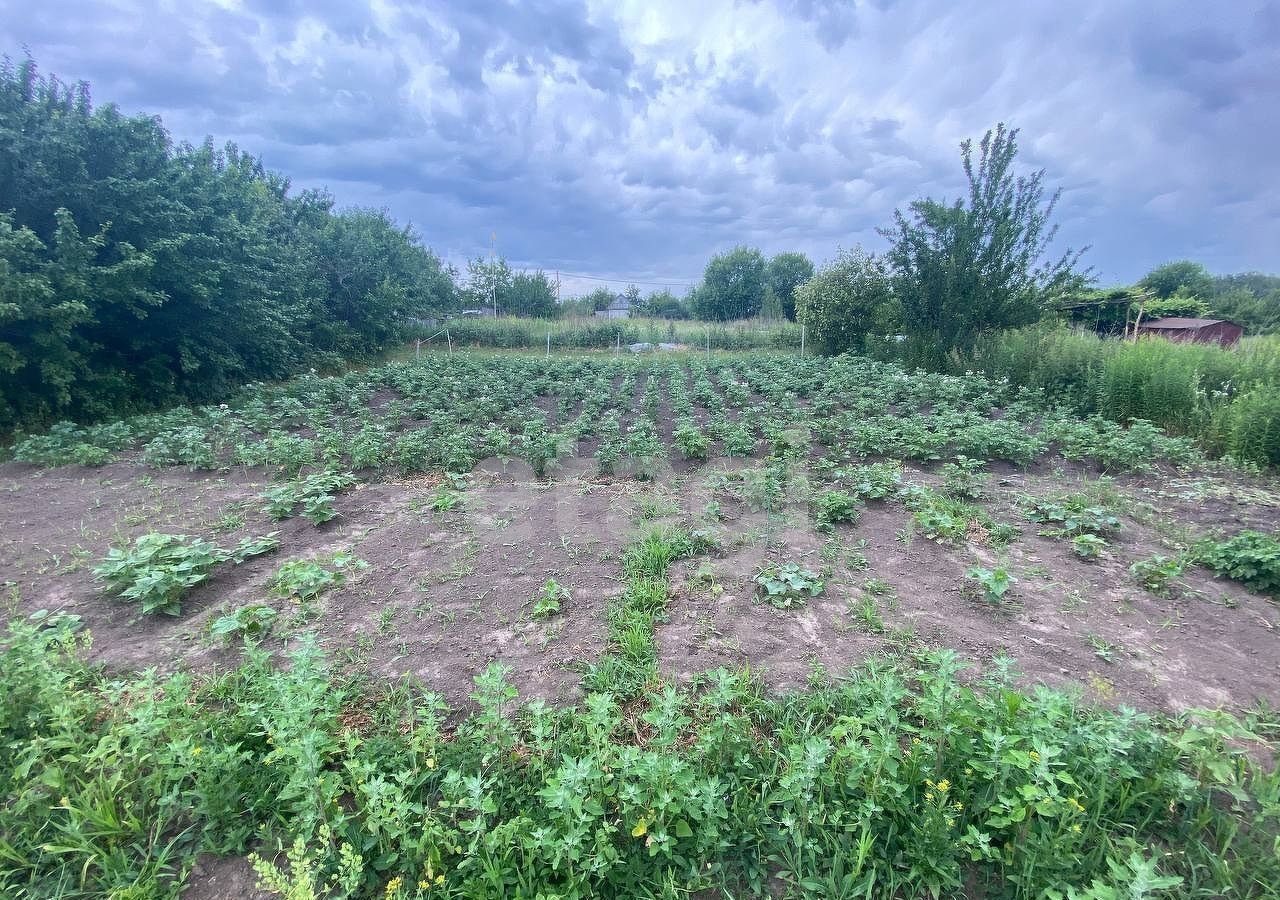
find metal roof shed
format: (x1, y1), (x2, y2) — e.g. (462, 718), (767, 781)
(1134, 317), (1243, 347)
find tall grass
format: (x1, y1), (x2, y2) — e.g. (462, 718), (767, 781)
(422, 315), (803, 351)
(954, 324), (1280, 465)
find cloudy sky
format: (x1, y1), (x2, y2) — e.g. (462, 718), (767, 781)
(4, 0), (1277, 294)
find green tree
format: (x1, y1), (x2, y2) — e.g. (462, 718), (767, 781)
(766, 252), (815, 320)
(1209, 273), (1280, 334)
(0, 56), (459, 431)
(1139, 260), (1213, 300)
(692, 246), (768, 321)
(794, 247), (894, 354)
(464, 257), (513, 314)
(634, 289), (688, 319)
(506, 270), (559, 318)
(880, 123), (1090, 361)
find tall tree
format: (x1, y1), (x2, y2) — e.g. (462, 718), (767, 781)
(1139, 261), (1213, 300)
(506, 270), (559, 318)
(692, 246), (768, 321)
(766, 252), (815, 320)
(880, 123), (1091, 359)
(464, 257), (513, 314)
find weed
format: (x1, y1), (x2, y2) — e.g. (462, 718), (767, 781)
(940, 455), (989, 499)
(271, 553), (368, 602)
(1087, 634), (1119, 663)
(1129, 555), (1188, 597)
(966, 565), (1017, 606)
(211, 604), (279, 643)
(532, 578), (569, 620)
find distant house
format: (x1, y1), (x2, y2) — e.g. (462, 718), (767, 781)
(459, 308), (496, 318)
(594, 296), (631, 319)
(1135, 317), (1243, 347)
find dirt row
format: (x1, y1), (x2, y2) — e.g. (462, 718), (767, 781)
(2, 453), (1278, 713)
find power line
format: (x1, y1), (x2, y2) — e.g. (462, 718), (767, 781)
(555, 271), (695, 288)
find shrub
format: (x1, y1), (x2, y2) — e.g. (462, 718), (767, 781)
(1197, 531), (1280, 598)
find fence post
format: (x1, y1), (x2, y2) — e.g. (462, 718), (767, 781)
(801, 325), (806, 358)
(446, 330), (452, 356)
(546, 328), (551, 358)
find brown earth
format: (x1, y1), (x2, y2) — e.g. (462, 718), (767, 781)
(2, 454), (1279, 718)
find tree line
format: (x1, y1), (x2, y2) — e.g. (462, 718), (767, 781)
(5, 56), (1275, 432)
(0, 58), (457, 433)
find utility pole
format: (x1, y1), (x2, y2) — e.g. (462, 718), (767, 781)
(490, 231), (498, 318)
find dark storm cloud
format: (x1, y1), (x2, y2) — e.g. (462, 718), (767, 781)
(1, 0), (1277, 286)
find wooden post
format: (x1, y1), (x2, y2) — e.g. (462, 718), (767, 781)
(801, 325), (806, 357)
(546, 328), (551, 358)
(446, 329), (452, 355)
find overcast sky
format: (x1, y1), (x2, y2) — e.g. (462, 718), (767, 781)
(4, 0), (1277, 295)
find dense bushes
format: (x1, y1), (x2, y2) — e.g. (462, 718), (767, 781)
(436, 315), (802, 351)
(0, 58), (456, 433)
(945, 324), (1280, 466)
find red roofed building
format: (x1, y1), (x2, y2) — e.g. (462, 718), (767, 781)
(1134, 317), (1243, 347)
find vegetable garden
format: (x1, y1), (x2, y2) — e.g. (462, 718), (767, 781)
(3, 348), (1280, 898)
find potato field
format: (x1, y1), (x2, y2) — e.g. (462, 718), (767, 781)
(2, 348), (1279, 898)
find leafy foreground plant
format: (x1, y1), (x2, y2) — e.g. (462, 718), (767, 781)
(270, 553), (368, 603)
(755, 562), (825, 609)
(531, 577), (568, 620)
(966, 565), (1017, 606)
(1, 612), (1276, 899)
(262, 472), (357, 525)
(94, 532), (280, 615)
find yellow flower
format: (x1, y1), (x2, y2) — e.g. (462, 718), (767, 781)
(632, 818), (648, 837)
(58, 796), (70, 808)
(952, 802), (964, 811)
(191, 746), (203, 757)
(384, 876), (403, 897)
(436, 875), (444, 885)
(925, 793), (934, 802)
(912, 737), (922, 745)
(1028, 750), (1040, 762)
(1067, 797), (1085, 813)
(964, 767), (973, 776)
(936, 779), (950, 793)
(946, 817), (955, 827)
(425, 757), (436, 770)
(1071, 824), (1082, 833)
(418, 881), (430, 891)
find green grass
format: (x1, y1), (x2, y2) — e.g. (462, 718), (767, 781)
(429, 315), (803, 351)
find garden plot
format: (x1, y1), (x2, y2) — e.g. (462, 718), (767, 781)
(5, 349), (1280, 897)
(3, 350), (1280, 716)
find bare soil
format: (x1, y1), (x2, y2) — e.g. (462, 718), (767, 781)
(2, 454), (1279, 716)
